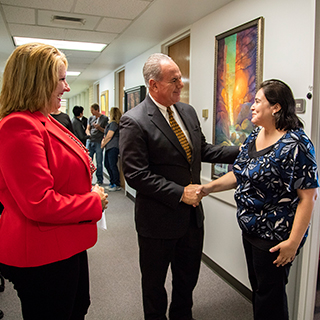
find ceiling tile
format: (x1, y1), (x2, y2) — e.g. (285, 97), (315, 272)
(66, 63), (89, 71)
(2, 5), (35, 24)
(74, 0), (150, 19)
(61, 50), (101, 60)
(65, 29), (116, 43)
(0, 0), (74, 12)
(96, 17), (131, 33)
(8, 24), (67, 40)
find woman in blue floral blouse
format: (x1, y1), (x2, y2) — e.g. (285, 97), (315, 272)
(198, 79), (319, 320)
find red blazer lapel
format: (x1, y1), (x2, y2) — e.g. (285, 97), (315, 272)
(31, 111), (92, 175)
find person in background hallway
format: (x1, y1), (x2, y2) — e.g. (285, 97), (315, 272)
(119, 53), (239, 320)
(79, 106), (88, 129)
(86, 103), (109, 185)
(101, 107), (122, 192)
(197, 79), (319, 320)
(0, 43), (108, 320)
(51, 103), (74, 133)
(72, 106), (91, 145)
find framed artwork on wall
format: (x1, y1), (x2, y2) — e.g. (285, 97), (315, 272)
(212, 17), (264, 179)
(124, 85), (146, 112)
(100, 90), (109, 116)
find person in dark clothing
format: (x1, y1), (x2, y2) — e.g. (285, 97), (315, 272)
(72, 106), (90, 145)
(198, 79), (319, 320)
(101, 107), (122, 191)
(79, 106), (88, 129)
(51, 106), (74, 133)
(120, 53), (239, 320)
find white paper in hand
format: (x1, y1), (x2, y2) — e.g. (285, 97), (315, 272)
(97, 210), (107, 230)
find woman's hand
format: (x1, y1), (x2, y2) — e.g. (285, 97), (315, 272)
(101, 138), (107, 149)
(195, 171), (237, 197)
(101, 130), (115, 149)
(196, 183), (212, 197)
(270, 188), (318, 267)
(92, 184), (108, 210)
(269, 240), (297, 267)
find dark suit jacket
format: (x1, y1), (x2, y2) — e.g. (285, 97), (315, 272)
(119, 95), (238, 239)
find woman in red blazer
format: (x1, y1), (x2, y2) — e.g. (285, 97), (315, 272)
(0, 43), (108, 319)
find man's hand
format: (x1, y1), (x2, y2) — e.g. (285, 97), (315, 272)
(94, 123), (105, 133)
(181, 184), (203, 207)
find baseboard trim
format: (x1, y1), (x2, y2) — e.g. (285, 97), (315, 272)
(201, 253), (252, 302)
(126, 191), (136, 203)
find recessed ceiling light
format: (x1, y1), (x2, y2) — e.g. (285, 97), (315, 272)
(13, 37), (107, 52)
(67, 71), (81, 76)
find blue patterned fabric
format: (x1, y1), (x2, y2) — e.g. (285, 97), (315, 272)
(233, 127), (319, 242)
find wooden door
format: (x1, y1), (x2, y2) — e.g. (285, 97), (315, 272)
(168, 36), (190, 104)
(117, 69), (125, 188)
(118, 70), (125, 113)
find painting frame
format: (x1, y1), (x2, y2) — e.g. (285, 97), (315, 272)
(124, 85), (146, 112)
(100, 90), (109, 116)
(212, 17), (264, 179)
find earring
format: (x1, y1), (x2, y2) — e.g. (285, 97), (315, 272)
(272, 112), (275, 116)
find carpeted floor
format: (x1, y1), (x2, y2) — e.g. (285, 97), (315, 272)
(0, 185), (253, 319)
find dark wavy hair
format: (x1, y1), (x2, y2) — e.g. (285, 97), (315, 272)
(259, 79), (303, 130)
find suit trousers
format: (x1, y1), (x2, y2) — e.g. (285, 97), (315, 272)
(0, 251), (90, 320)
(138, 210), (204, 320)
(242, 237), (291, 320)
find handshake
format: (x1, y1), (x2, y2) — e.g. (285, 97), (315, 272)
(181, 184), (211, 207)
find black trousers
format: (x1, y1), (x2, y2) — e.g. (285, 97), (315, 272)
(243, 237), (291, 320)
(138, 219), (204, 320)
(0, 251), (90, 320)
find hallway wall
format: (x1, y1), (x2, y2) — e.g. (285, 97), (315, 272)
(85, 0), (317, 318)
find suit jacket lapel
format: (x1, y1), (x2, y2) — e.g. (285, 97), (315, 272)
(146, 96), (189, 162)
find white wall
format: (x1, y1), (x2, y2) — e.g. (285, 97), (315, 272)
(97, 0), (317, 317)
(189, 0), (316, 317)
(124, 46), (158, 89)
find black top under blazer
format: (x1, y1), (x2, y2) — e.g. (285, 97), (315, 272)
(119, 95), (239, 239)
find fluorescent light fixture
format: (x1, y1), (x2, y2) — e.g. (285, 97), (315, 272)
(13, 37), (107, 52)
(67, 71), (81, 76)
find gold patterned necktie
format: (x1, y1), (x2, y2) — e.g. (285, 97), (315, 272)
(167, 106), (192, 163)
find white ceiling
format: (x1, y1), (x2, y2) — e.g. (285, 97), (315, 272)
(0, 0), (233, 99)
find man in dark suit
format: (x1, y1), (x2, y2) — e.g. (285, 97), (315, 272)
(119, 53), (239, 320)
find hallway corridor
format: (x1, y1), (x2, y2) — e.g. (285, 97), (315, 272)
(0, 188), (253, 319)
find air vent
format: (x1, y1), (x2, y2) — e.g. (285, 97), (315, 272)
(51, 15), (86, 26)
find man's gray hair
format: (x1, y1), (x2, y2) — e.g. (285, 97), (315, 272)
(143, 53), (173, 88)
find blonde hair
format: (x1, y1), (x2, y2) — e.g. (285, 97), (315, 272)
(109, 107), (122, 124)
(0, 43), (68, 118)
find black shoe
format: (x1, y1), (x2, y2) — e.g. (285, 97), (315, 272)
(0, 310), (4, 319)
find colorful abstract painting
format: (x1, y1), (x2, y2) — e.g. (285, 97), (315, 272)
(212, 17), (264, 178)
